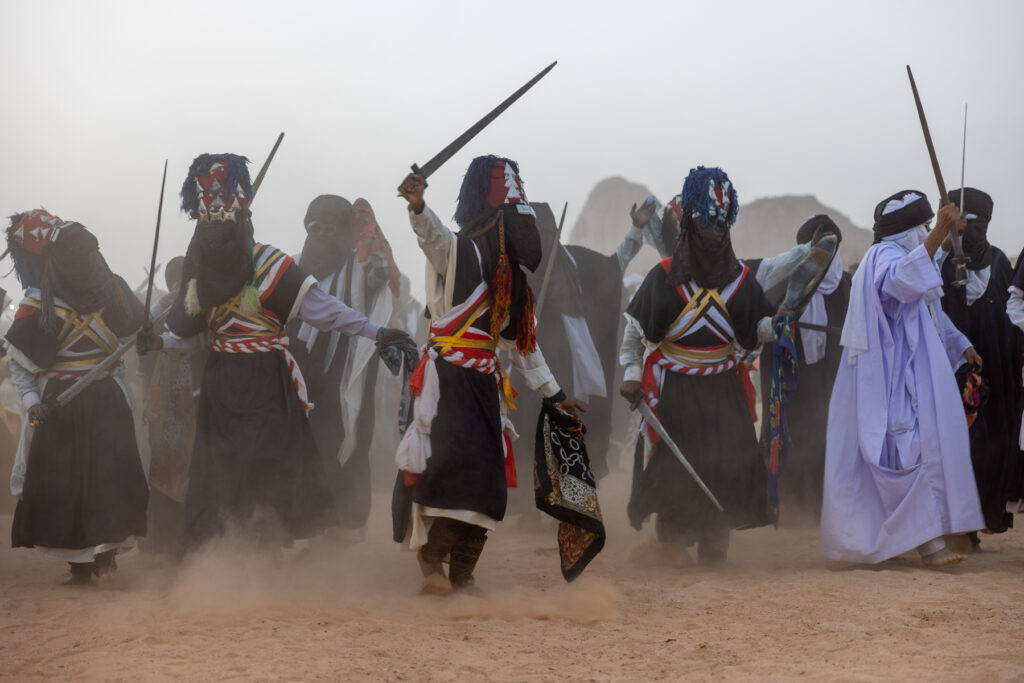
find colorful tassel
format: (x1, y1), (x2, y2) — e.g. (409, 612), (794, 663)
(761, 310), (799, 527)
(239, 284), (260, 315)
(184, 278), (200, 315)
(489, 213), (513, 341)
(516, 284), (537, 354)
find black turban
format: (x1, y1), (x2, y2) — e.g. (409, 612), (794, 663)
(948, 187), (994, 269)
(872, 190), (934, 242)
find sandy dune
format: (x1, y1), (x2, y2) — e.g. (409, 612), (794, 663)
(2, 472), (1024, 682)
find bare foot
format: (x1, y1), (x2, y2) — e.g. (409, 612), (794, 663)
(943, 534), (973, 555)
(420, 573), (453, 596)
(921, 548), (968, 567)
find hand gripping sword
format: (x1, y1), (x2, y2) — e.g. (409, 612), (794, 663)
(633, 400), (725, 512)
(906, 65), (969, 286)
(408, 62), (556, 179)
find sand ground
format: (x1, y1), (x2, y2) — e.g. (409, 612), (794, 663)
(2, 471), (1024, 682)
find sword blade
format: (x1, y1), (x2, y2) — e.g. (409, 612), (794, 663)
(635, 400), (724, 512)
(906, 65), (968, 285)
(960, 103), (967, 214)
(142, 159), (168, 331)
(411, 61), (557, 179)
(534, 201), (567, 320)
(250, 132), (285, 205)
(794, 321), (842, 335)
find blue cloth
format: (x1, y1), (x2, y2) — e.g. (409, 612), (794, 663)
(822, 241), (983, 563)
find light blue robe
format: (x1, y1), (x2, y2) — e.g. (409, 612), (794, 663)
(822, 241), (984, 563)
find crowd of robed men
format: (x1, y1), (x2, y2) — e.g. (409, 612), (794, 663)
(3, 140), (1022, 592)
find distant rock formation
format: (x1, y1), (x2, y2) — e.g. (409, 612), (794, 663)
(733, 195), (871, 270)
(567, 177), (657, 277)
(568, 178), (871, 276)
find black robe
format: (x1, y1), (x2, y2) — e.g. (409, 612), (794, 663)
(285, 251), (381, 531)
(941, 247), (1023, 533)
(508, 203), (621, 516)
(756, 269), (851, 514)
(7, 277), (148, 551)
(625, 262), (772, 543)
(168, 245), (335, 546)
(394, 235), (509, 534)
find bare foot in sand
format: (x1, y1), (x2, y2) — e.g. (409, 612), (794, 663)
(921, 548), (967, 567)
(420, 573), (453, 596)
(943, 534), (973, 555)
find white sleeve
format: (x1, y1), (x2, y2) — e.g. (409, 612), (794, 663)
(7, 351), (41, 410)
(619, 314), (646, 383)
(615, 223), (645, 272)
(410, 204), (454, 275)
(298, 283), (381, 340)
(505, 341), (561, 398)
(936, 305), (971, 369)
(1008, 286), (1024, 333)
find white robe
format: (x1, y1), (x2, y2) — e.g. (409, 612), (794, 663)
(821, 241), (984, 563)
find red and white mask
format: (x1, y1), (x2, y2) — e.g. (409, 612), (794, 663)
(11, 209), (66, 254)
(485, 160), (536, 218)
(195, 161), (249, 222)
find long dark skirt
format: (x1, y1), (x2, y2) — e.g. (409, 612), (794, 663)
(12, 375), (148, 550)
(411, 359), (506, 521)
(628, 369), (769, 544)
(185, 351), (335, 546)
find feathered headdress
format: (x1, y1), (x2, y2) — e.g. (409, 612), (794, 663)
(179, 154), (259, 315)
(680, 166), (739, 229)
(180, 153), (253, 221)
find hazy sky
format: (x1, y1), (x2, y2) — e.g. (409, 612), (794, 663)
(2, 0), (1022, 302)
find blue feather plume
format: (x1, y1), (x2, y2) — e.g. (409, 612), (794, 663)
(680, 166), (739, 229)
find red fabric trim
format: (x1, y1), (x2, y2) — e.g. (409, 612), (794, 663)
(431, 289), (490, 337)
(736, 361), (758, 422)
(503, 433), (517, 488)
(14, 304), (37, 320)
(409, 353), (430, 398)
(641, 351), (663, 447)
(658, 258), (690, 302)
(403, 471), (420, 486)
(261, 251), (293, 301)
(723, 263), (749, 303)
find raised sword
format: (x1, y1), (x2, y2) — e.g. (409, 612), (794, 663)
(407, 62), (557, 180)
(142, 159), (168, 332)
(906, 65), (968, 286)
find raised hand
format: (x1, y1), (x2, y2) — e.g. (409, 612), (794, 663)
(397, 173), (427, 214)
(630, 197), (657, 229)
